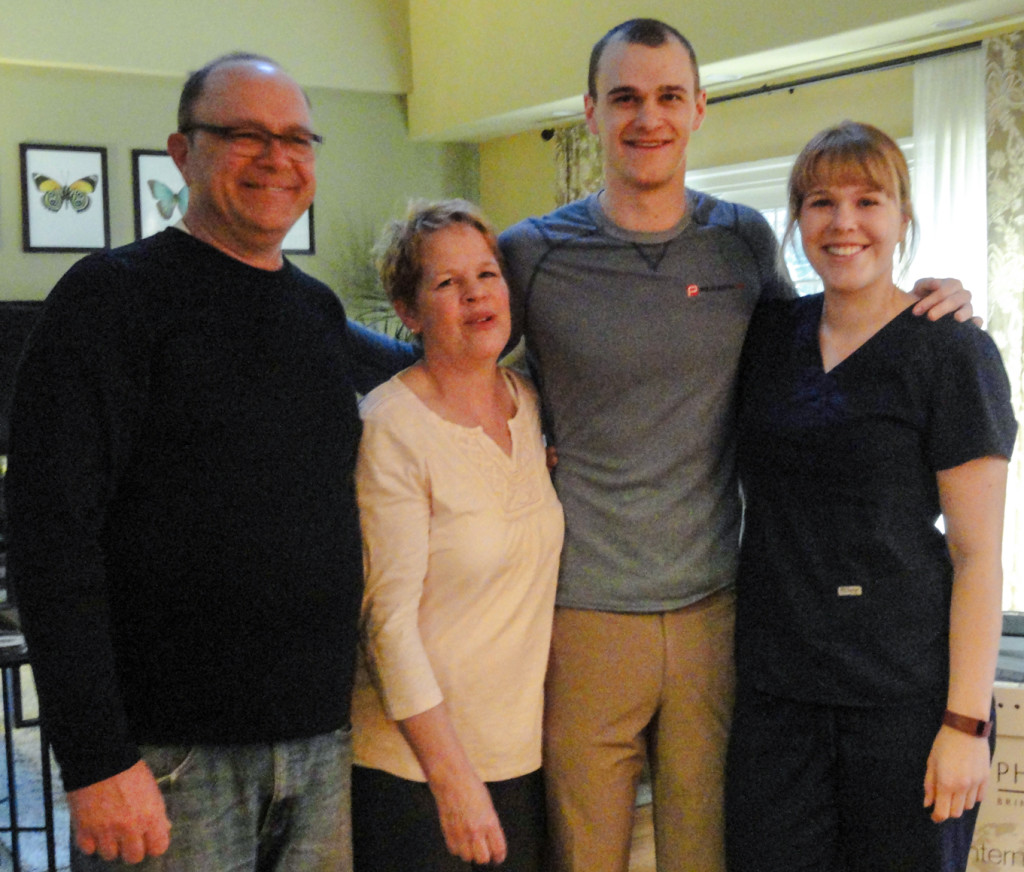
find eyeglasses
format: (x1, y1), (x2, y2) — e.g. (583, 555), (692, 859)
(180, 123), (323, 162)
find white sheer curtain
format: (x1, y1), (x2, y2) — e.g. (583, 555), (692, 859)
(910, 48), (988, 315)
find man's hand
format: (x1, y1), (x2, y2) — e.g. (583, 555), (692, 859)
(67, 759), (171, 864)
(911, 277), (978, 324)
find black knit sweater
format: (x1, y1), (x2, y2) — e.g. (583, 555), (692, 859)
(7, 229), (365, 790)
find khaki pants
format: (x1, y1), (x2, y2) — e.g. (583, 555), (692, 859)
(543, 591), (735, 872)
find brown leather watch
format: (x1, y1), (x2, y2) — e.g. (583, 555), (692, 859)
(942, 709), (993, 738)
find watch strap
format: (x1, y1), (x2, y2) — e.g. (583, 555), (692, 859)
(942, 709), (993, 738)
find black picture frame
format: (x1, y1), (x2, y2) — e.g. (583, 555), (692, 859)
(20, 143), (110, 252)
(283, 204), (315, 255)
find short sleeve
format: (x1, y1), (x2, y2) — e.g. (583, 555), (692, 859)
(926, 322), (1017, 471)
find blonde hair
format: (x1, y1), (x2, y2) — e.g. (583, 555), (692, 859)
(785, 121), (916, 267)
(374, 199), (502, 313)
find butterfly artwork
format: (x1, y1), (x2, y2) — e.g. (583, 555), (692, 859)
(21, 145), (110, 252)
(32, 173), (99, 213)
(148, 179), (189, 220)
(132, 150), (189, 239)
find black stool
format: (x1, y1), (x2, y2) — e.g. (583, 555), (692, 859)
(0, 641), (57, 872)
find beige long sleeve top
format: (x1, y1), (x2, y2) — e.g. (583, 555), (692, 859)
(351, 369), (564, 782)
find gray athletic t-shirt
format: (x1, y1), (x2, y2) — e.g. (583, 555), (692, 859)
(499, 190), (793, 612)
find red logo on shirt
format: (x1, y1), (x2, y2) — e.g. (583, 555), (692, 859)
(687, 284), (700, 297)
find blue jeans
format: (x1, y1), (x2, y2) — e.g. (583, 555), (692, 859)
(71, 729), (352, 872)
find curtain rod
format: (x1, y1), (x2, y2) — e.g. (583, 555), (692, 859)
(707, 40), (982, 105)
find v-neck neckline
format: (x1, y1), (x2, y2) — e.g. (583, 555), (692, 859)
(814, 297), (916, 376)
(396, 368), (520, 460)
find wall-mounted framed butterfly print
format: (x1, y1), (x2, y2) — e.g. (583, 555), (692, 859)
(132, 149), (188, 240)
(20, 143), (111, 253)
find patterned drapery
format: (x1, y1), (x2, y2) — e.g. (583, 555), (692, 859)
(553, 123), (602, 206)
(985, 32), (1024, 608)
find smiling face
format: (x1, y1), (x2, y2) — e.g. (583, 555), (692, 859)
(584, 35), (706, 198)
(787, 122), (916, 301)
(167, 60), (316, 269)
(396, 223), (511, 368)
(798, 175), (909, 298)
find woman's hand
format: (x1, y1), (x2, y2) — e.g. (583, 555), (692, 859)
(398, 703), (508, 865)
(429, 766), (508, 865)
(923, 725), (991, 822)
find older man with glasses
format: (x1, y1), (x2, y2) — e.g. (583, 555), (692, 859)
(6, 52), (380, 871)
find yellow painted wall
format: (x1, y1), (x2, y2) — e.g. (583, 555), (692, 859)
(0, 64), (478, 302)
(480, 130), (557, 232)
(0, 0), (410, 93)
(687, 66), (915, 170)
(479, 65), (914, 229)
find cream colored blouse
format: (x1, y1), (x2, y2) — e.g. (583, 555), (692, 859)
(351, 368), (564, 782)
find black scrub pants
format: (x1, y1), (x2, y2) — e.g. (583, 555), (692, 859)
(725, 688), (991, 872)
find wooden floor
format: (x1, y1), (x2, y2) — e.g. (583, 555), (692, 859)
(628, 802), (656, 872)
